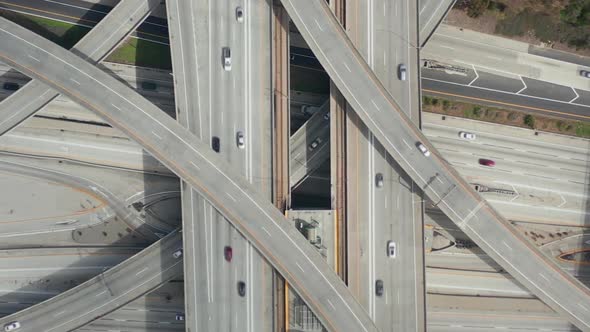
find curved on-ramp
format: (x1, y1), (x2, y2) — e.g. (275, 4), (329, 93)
(279, 0), (590, 330)
(0, 17), (378, 332)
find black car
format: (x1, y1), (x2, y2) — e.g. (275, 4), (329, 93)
(237, 281), (246, 297)
(3, 82), (19, 91)
(375, 279), (384, 297)
(212, 136), (220, 153)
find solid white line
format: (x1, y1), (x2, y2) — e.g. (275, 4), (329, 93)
(28, 54), (40, 62)
(569, 88), (580, 103)
(502, 241), (512, 251)
(110, 103), (121, 111)
(95, 290), (107, 297)
(70, 78), (80, 85)
(516, 76), (527, 94)
(538, 273), (550, 282)
(402, 139), (412, 149)
(439, 45), (454, 50)
(295, 261), (305, 273)
(135, 267), (148, 276)
(54, 311), (66, 317)
(467, 65), (478, 86)
(578, 303), (589, 312)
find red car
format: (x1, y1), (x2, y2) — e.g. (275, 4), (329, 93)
(224, 246), (233, 262)
(479, 159), (495, 167)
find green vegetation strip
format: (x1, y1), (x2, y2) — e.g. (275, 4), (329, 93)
(0, 10), (171, 70)
(422, 95), (590, 139)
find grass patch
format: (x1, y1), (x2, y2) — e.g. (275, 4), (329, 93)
(106, 38), (172, 70)
(423, 94), (590, 139)
(0, 10), (172, 69)
(0, 10), (89, 49)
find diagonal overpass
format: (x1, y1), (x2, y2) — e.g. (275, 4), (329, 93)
(0, 0), (161, 136)
(279, 0), (590, 330)
(0, 17), (379, 332)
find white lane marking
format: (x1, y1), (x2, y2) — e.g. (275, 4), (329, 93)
(295, 262), (305, 273)
(486, 55), (502, 61)
(578, 303), (589, 312)
(516, 76), (527, 94)
(538, 273), (550, 282)
(95, 290), (107, 297)
(261, 227), (272, 237)
(438, 45), (455, 51)
(314, 18), (323, 31)
(54, 311), (66, 317)
(402, 139), (412, 149)
(70, 78), (80, 85)
(152, 131), (162, 140)
(371, 99), (380, 111)
(327, 299), (336, 310)
(570, 88), (580, 103)
(225, 192), (237, 202)
(135, 267), (148, 276)
(342, 62), (352, 72)
(502, 241), (512, 251)
(28, 54), (40, 62)
(190, 161), (200, 170)
(423, 76), (590, 111)
(467, 65), (478, 86)
(110, 103), (121, 111)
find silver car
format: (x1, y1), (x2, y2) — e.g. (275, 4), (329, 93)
(398, 64), (407, 81)
(236, 131), (245, 149)
(459, 131), (476, 140)
(222, 47), (232, 71)
(236, 6), (244, 22)
(172, 249), (183, 258)
(4, 322), (20, 332)
(387, 240), (396, 258)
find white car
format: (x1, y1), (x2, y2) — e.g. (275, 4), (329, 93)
(459, 131), (476, 140)
(398, 64), (407, 81)
(236, 6), (244, 22)
(387, 241), (396, 258)
(222, 47), (232, 71)
(375, 173), (384, 188)
(236, 131), (245, 149)
(4, 322), (20, 331)
(308, 137), (323, 151)
(172, 249), (183, 259)
(417, 143), (430, 157)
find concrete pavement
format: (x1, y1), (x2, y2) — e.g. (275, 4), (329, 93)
(0, 0), (161, 136)
(0, 17), (379, 332)
(279, 0), (590, 329)
(418, 0), (456, 46)
(0, 230), (183, 332)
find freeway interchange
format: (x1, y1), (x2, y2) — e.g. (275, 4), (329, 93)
(0, 0), (590, 332)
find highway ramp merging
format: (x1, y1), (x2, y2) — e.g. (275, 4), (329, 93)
(0, 17), (379, 332)
(279, 0), (590, 330)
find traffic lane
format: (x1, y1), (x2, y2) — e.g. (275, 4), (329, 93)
(0, 0), (169, 44)
(422, 78), (590, 121)
(522, 77), (578, 102)
(471, 71), (525, 93)
(423, 120), (590, 160)
(0, 0), (160, 137)
(0, 231), (183, 332)
(280, 0), (590, 328)
(0, 18), (377, 332)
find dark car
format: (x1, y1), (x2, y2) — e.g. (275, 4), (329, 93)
(375, 280), (384, 297)
(175, 313), (185, 321)
(478, 158), (495, 167)
(3, 82), (19, 91)
(237, 281), (246, 297)
(580, 70), (590, 78)
(224, 246), (233, 262)
(212, 136), (220, 153)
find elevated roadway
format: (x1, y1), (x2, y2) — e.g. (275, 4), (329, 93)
(0, 0), (161, 136)
(418, 0), (456, 46)
(166, 0), (274, 330)
(0, 17), (379, 332)
(278, 0), (590, 329)
(0, 230), (183, 332)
